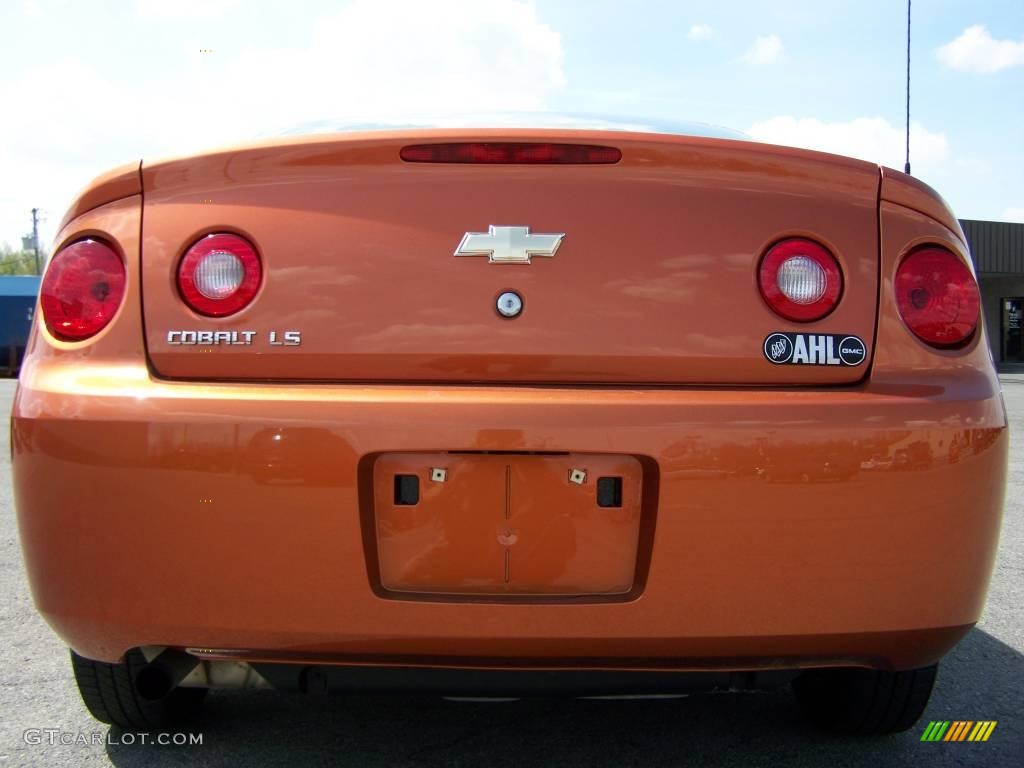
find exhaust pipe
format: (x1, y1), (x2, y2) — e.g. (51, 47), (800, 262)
(135, 649), (200, 701)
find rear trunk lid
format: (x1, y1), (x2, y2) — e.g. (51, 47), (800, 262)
(140, 129), (879, 385)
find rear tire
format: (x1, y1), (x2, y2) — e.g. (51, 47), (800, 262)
(71, 649), (206, 729)
(792, 664), (937, 735)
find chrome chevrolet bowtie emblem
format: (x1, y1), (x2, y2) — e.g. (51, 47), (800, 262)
(454, 225), (565, 264)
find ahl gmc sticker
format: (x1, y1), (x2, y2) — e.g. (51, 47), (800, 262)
(763, 333), (867, 366)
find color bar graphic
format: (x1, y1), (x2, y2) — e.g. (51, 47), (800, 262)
(921, 721), (950, 741)
(968, 721), (998, 742)
(921, 720), (996, 742)
(944, 721), (972, 741)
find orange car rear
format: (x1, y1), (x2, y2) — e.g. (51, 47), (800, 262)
(11, 128), (1006, 735)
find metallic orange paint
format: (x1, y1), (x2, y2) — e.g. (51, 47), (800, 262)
(12, 131), (1006, 676)
(56, 161), (141, 233)
(139, 129), (880, 385)
(374, 453), (643, 596)
(880, 167), (964, 239)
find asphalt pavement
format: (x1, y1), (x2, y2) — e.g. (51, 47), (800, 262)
(0, 377), (1020, 767)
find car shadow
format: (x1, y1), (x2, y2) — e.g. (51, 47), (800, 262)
(104, 628), (1022, 768)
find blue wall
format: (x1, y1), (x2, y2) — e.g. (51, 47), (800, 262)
(0, 276), (40, 348)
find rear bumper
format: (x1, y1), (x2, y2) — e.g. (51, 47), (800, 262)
(12, 361), (1007, 671)
(252, 663), (797, 696)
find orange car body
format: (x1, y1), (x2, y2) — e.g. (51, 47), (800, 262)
(12, 129), (1006, 679)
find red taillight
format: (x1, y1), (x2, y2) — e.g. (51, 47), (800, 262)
(894, 246), (979, 348)
(758, 238), (843, 322)
(40, 239), (126, 341)
(178, 233), (262, 317)
(400, 142), (622, 164)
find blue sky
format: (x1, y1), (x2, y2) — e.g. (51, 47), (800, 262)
(1, 0), (1022, 248)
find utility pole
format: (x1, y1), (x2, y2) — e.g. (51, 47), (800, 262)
(31, 208), (40, 274)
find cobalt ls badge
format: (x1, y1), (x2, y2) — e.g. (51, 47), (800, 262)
(763, 333), (867, 366)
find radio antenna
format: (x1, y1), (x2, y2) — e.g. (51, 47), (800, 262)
(904, 0), (912, 175)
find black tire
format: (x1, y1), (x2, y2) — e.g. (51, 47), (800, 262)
(70, 649), (206, 730)
(792, 664), (938, 736)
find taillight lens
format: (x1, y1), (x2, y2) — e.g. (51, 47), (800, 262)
(758, 238), (843, 322)
(40, 239), (126, 341)
(400, 143), (622, 164)
(895, 246), (979, 348)
(178, 233), (261, 317)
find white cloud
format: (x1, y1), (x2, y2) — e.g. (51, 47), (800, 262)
(937, 24), (1024, 73)
(135, 0), (240, 20)
(741, 34), (783, 65)
(0, 56), (135, 250)
(0, 57), (125, 157)
(20, 0), (44, 17)
(687, 24), (712, 41)
(1003, 208), (1024, 223)
(126, 0), (564, 150)
(747, 116), (949, 173)
(0, 0), (566, 247)
(208, 0), (566, 135)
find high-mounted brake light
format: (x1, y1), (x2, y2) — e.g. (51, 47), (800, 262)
(40, 238), (126, 341)
(178, 233), (262, 317)
(895, 246), (979, 348)
(400, 143), (622, 164)
(758, 238), (843, 322)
